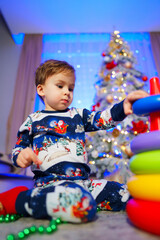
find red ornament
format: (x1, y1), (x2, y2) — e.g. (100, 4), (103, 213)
(92, 102), (100, 111)
(142, 76), (148, 81)
(102, 52), (106, 57)
(131, 120), (148, 134)
(106, 60), (117, 70)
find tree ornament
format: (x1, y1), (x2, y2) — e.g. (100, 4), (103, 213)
(112, 128), (120, 137)
(104, 74), (111, 82)
(104, 56), (111, 63)
(109, 40), (116, 48)
(142, 76), (148, 81)
(102, 52), (106, 57)
(91, 150), (99, 159)
(122, 145), (134, 157)
(124, 61), (132, 69)
(106, 60), (117, 70)
(115, 77), (123, 86)
(99, 70), (105, 78)
(92, 102), (100, 111)
(106, 94), (114, 104)
(131, 120), (148, 134)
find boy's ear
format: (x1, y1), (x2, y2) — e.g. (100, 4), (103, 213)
(37, 84), (45, 97)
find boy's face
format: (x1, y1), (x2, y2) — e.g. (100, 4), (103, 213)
(37, 72), (75, 111)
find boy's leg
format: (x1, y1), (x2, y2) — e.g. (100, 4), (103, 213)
(15, 181), (97, 223)
(90, 179), (130, 211)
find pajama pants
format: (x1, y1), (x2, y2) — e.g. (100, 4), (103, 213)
(15, 179), (129, 223)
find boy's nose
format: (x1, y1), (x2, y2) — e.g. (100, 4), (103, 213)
(64, 88), (70, 95)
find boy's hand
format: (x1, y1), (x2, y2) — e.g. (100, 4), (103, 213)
(17, 147), (42, 168)
(123, 90), (149, 115)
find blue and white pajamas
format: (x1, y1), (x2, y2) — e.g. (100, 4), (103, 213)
(12, 103), (129, 222)
(16, 178), (129, 223)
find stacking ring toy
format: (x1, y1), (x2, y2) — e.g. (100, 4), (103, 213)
(129, 150), (160, 174)
(131, 130), (160, 154)
(132, 94), (160, 115)
(126, 198), (160, 235)
(127, 174), (160, 201)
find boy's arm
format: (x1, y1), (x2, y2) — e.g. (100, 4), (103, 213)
(11, 116), (41, 168)
(82, 90), (148, 132)
(82, 107), (118, 132)
(110, 100), (126, 121)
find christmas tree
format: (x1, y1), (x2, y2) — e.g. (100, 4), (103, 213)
(86, 31), (149, 183)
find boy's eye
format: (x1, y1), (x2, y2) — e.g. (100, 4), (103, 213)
(57, 85), (63, 89)
(69, 88), (74, 92)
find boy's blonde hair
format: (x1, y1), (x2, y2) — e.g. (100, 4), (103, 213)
(35, 59), (75, 87)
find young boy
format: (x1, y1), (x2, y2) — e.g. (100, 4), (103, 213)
(0, 60), (148, 223)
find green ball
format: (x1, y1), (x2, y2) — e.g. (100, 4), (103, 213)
(18, 231), (25, 239)
(0, 215), (5, 222)
(29, 225), (37, 233)
(38, 225), (45, 234)
(46, 226), (53, 234)
(6, 234), (16, 240)
(50, 224), (57, 231)
(97, 207), (101, 212)
(23, 228), (30, 235)
(4, 217), (10, 223)
(49, 219), (57, 226)
(56, 218), (61, 224)
(10, 215), (16, 221)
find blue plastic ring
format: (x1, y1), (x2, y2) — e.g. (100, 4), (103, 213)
(133, 95), (160, 115)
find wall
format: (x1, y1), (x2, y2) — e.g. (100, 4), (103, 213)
(0, 15), (22, 154)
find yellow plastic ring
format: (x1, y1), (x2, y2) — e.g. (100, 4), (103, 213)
(127, 174), (160, 201)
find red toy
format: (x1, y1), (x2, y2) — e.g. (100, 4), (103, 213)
(127, 198), (160, 235)
(127, 77), (160, 236)
(150, 77), (160, 131)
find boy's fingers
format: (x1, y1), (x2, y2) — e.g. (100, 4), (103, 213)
(17, 156), (30, 168)
(30, 151), (42, 165)
(128, 91), (149, 101)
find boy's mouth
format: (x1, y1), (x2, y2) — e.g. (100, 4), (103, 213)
(61, 99), (69, 103)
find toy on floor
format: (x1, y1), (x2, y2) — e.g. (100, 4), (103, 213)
(126, 77), (160, 236)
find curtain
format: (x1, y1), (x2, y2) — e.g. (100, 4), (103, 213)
(150, 32), (160, 78)
(35, 33), (158, 112)
(6, 34), (43, 155)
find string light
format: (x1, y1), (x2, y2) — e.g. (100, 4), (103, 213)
(88, 144), (93, 149)
(114, 30), (120, 35)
